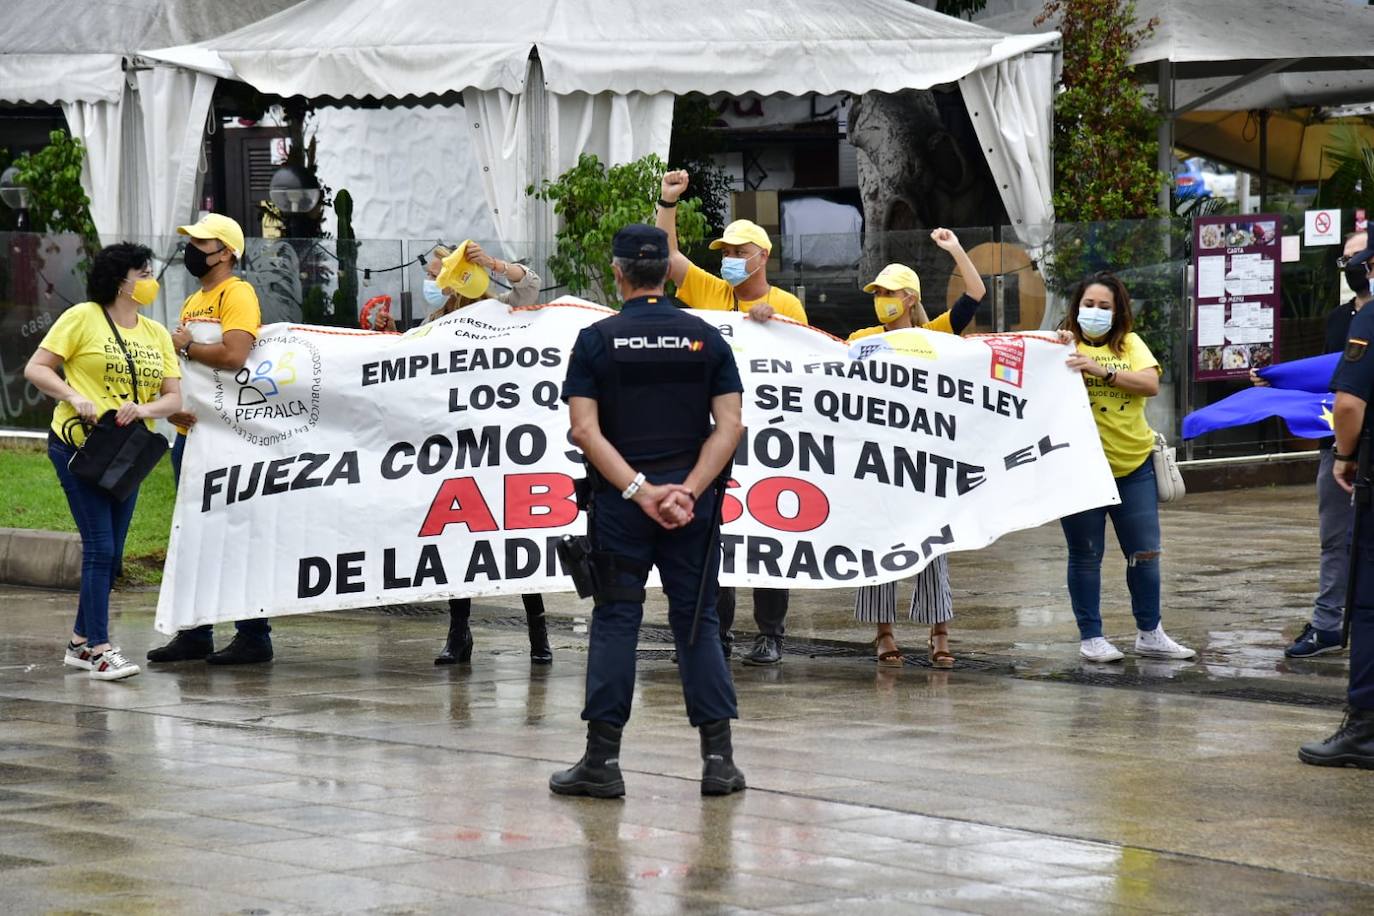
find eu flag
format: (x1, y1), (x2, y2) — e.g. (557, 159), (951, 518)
(1181, 353), (1339, 440)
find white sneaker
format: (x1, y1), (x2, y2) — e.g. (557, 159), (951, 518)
(89, 649), (140, 681)
(1080, 637), (1124, 663)
(1135, 626), (1196, 660)
(63, 642), (97, 670)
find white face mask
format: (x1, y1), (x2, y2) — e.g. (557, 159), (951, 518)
(1077, 307), (1113, 339)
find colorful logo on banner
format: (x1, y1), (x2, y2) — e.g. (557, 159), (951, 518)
(214, 335), (323, 447)
(983, 337), (1026, 388)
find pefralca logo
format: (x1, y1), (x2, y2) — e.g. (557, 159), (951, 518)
(612, 336), (704, 351)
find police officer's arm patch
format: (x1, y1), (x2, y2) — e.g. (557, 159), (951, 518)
(1345, 338), (1368, 362)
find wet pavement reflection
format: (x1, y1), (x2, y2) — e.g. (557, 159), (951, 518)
(2, 483), (1373, 912)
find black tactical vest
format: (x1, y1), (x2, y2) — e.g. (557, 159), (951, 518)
(592, 301), (713, 465)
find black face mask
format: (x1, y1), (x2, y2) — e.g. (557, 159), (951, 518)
(1346, 260), (1368, 298)
(184, 244), (223, 278)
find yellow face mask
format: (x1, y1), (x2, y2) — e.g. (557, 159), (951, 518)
(128, 277), (160, 306)
(874, 294), (905, 324)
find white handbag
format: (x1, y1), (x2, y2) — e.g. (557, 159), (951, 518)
(1151, 431), (1186, 503)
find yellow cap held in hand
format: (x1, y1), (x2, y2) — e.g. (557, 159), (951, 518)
(436, 240), (490, 300)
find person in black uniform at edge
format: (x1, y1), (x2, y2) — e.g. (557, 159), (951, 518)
(550, 224), (747, 798)
(1301, 243), (1374, 769)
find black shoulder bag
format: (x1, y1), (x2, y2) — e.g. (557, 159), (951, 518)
(63, 306), (170, 501)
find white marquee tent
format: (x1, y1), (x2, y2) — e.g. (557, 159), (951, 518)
(0, 0), (304, 239)
(979, 0), (1374, 205)
(143, 0), (1060, 254)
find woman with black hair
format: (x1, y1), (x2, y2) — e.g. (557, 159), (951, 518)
(24, 242), (182, 681)
(1057, 273), (1194, 664)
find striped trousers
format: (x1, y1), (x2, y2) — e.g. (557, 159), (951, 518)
(853, 555), (953, 625)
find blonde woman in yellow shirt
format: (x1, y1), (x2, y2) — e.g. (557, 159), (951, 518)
(1057, 272), (1194, 663)
(847, 230), (985, 668)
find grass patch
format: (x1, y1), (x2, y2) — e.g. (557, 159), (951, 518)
(2, 444), (174, 586)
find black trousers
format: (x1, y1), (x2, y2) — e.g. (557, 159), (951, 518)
(717, 587), (788, 640)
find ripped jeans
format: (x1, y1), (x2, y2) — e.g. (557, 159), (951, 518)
(1060, 458), (1162, 640)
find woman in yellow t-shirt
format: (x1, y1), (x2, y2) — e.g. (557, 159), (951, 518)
(24, 243), (182, 682)
(1057, 272), (1194, 664)
(846, 229), (986, 669)
(413, 244), (552, 666)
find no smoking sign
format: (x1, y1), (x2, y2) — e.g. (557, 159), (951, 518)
(1305, 208), (1340, 246)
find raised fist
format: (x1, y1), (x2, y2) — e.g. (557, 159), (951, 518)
(661, 170), (689, 203)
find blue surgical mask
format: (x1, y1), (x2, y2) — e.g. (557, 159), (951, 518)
(720, 256), (755, 287)
(1077, 307), (1113, 339)
(422, 279), (447, 308)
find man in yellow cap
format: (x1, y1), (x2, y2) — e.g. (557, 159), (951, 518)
(148, 213), (274, 666)
(656, 170), (806, 667)
(656, 170), (806, 325)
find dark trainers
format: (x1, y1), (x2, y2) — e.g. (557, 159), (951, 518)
(741, 635), (782, 667)
(147, 631), (215, 663)
(1299, 707), (1374, 768)
(205, 635), (273, 665)
(1285, 624), (1343, 658)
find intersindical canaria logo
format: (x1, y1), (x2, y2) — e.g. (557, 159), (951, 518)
(214, 335), (323, 447)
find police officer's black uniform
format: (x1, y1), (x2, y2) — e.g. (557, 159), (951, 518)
(551, 224), (746, 798)
(1301, 246), (1374, 769)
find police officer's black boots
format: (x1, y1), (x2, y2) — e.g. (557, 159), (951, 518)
(524, 596), (553, 665)
(1299, 706), (1374, 769)
(699, 719), (747, 796)
(550, 721), (625, 797)
(435, 599), (473, 665)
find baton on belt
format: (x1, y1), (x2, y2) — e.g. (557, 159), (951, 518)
(1342, 425), (1373, 649)
(688, 463), (733, 648)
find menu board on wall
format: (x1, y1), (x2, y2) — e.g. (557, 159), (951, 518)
(1193, 215), (1282, 381)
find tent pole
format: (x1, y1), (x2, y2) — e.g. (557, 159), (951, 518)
(1258, 109), (1269, 210)
(1157, 60), (1174, 215)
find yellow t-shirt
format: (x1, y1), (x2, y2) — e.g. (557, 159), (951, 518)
(846, 311), (955, 343)
(177, 276), (262, 433)
(1078, 332), (1160, 477)
(676, 263), (808, 324)
(39, 303), (180, 446)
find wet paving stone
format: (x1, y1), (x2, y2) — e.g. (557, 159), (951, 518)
(3, 483), (1374, 911)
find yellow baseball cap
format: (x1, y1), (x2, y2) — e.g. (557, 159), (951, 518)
(709, 219), (772, 253)
(863, 263), (922, 298)
(177, 213), (245, 259)
(436, 240), (490, 300)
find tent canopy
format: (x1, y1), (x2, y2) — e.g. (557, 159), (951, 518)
(0, 0), (304, 104)
(143, 0), (1056, 100)
(1176, 109), (1374, 185)
(979, 0), (1374, 111)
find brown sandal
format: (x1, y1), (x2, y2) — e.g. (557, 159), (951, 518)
(929, 633), (955, 669)
(874, 634), (904, 667)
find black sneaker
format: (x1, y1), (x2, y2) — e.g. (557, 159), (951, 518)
(205, 635), (273, 666)
(146, 631), (214, 663)
(1284, 624), (1343, 658)
(741, 635), (782, 667)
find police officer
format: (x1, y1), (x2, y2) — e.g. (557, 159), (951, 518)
(551, 224), (746, 798)
(1301, 244), (1374, 769)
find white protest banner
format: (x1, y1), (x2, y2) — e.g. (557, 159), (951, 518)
(155, 299), (1118, 633)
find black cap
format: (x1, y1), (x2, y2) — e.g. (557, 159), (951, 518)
(611, 224), (669, 260)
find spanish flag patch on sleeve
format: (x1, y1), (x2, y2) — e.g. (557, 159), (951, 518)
(1345, 338), (1368, 362)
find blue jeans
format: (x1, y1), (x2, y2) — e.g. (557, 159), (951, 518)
(48, 433), (138, 646)
(170, 432), (270, 643)
(1060, 458), (1162, 640)
(583, 469), (738, 727)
